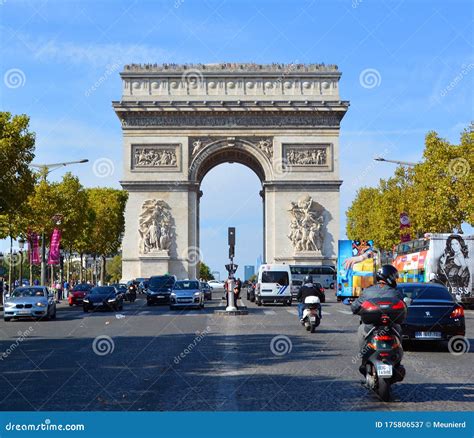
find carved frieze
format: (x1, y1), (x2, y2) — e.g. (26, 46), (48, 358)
(283, 144), (332, 171)
(121, 112), (342, 129)
(188, 137), (273, 160)
(288, 195), (325, 253)
(132, 144), (180, 170)
(138, 199), (174, 254)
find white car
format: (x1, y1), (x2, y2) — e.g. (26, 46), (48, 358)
(207, 280), (225, 292)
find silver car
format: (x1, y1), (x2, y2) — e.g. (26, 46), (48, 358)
(170, 280), (204, 310)
(3, 286), (57, 322)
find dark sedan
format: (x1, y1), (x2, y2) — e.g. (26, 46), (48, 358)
(83, 286), (124, 312)
(398, 283), (466, 342)
(146, 275), (176, 305)
(200, 282), (212, 300)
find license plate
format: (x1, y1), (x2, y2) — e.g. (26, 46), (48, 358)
(18, 310), (30, 315)
(415, 331), (441, 339)
(157, 295), (164, 298)
(376, 364), (393, 377)
(310, 316), (316, 322)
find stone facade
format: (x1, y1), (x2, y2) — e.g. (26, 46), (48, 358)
(114, 63), (349, 280)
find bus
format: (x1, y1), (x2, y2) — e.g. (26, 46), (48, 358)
(290, 265), (336, 298)
(393, 233), (473, 305)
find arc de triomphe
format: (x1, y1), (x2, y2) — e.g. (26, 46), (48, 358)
(113, 63), (349, 280)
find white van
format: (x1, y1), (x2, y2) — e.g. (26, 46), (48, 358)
(255, 263), (292, 306)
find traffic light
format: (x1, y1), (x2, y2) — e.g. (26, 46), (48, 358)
(229, 245), (235, 259)
(228, 227), (235, 246)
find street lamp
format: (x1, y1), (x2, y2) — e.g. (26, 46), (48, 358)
(373, 157), (418, 167)
(29, 159), (89, 286)
(18, 236), (25, 286)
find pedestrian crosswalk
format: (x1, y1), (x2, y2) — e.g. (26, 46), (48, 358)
(336, 309), (353, 315)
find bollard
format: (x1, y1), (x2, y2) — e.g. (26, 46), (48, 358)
(226, 278), (237, 311)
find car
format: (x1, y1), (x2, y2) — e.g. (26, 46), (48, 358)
(313, 282), (326, 303)
(3, 286), (56, 321)
(398, 283), (466, 343)
(136, 278), (149, 294)
(246, 282), (256, 302)
(146, 275), (176, 305)
(68, 283), (93, 306)
(200, 282), (212, 300)
(207, 280), (225, 293)
(111, 283), (133, 301)
(170, 280), (204, 310)
(83, 286), (124, 312)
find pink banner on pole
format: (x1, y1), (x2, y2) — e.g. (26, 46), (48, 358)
(28, 231), (40, 265)
(47, 228), (61, 265)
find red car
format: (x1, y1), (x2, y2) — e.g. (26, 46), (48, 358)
(68, 283), (93, 306)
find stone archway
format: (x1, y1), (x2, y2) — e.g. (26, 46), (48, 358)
(114, 63), (349, 280)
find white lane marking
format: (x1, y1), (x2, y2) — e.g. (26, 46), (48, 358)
(263, 310), (276, 315)
(321, 311), (331, 316)
(337, 309), (353, 315)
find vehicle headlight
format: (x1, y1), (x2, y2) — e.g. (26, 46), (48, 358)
(5, 302), (15, 308)
(107, 298), (116, 302)
(83, 298), (89, 302)
(170, 293), (176, 297)
(194, 292), (201, 296)
(36, 302), (46, 307)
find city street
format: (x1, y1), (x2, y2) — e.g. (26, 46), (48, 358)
(0, 293), (473, 412)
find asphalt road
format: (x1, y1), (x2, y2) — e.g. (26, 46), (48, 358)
(0, 292), (473, 411)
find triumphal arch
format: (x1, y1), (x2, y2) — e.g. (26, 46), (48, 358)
(113, 63), (349, 279)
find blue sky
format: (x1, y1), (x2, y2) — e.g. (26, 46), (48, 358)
(1, 0), (473, 278)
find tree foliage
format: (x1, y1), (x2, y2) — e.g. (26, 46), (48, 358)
(346, 130), (473, 250)
(199, 261), (215, 281)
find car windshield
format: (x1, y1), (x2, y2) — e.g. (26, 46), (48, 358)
(261, 271), (289, 285)
(11, 288), (45, 298)
(174, 281), (200, 290)
(398, 285), (453, 301)
(73, 284), (92, 291)
(90, 287), (116, 295)
(149, 276), (175, 289)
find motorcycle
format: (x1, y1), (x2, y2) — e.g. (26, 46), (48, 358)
(126, 284), (137, 302)
(356, 297), (407, 402)
(302, 296), (321, 333)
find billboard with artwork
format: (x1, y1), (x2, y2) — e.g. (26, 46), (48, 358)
(337, 240), (376, 299)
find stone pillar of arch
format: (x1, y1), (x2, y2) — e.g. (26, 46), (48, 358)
(113, 63), (349, 280)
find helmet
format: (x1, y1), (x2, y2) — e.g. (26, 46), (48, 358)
(376, 265), (399, 288)
(303, 275), (313, 284)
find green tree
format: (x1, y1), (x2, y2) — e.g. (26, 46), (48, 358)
(199, 261), (214, 281)
(0, 112), (36, 217)
(106, 255), (122, 283)
(86, 188), (128, 284)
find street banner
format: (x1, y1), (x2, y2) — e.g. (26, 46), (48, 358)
(47, 228), (61, 265)
(399, 212), (411, 242)
(337, 240), (375, 298)
(28, 231), (40, 265)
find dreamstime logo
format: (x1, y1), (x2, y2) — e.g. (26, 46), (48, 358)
(92, 158), (115, 178)
(3, 251), (22, 267)
(270, 335), (292, 356)
(92, 335), (115, 356)
(181, 246), (203, 267)
(174, 326), (211, 364)
(181, 68), (204, 89)
(274, 157), (292, 178)
(448, 157), (470, 178)
(85, 62), (120, 97)
(448, 336), (470, 356)
(359, 68), (382, 89)
(4, 68), (26, 89)
(440, 63), (474, 98)
(0, 326), (34, 361)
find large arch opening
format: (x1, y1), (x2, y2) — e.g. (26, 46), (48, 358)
(199, 160), (264, 281)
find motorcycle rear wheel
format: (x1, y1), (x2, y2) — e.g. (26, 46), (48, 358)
(377, 377), (391, 402)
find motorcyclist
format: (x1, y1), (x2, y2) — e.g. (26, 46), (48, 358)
(297, 275), (322, 322)
(351, 264), (405, 352)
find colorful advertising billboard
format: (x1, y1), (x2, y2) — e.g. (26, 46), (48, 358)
(337, 240), (375, 298)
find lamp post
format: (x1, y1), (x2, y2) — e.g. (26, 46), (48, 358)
(29, 159), (89, 286)
(18, 236), (25, 286)
(373, 157), (418, 167)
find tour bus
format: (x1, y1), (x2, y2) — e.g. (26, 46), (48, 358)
(393, 233), (473, 305)
(290, 265), (336, 298)
(255, 263), (292, 306)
